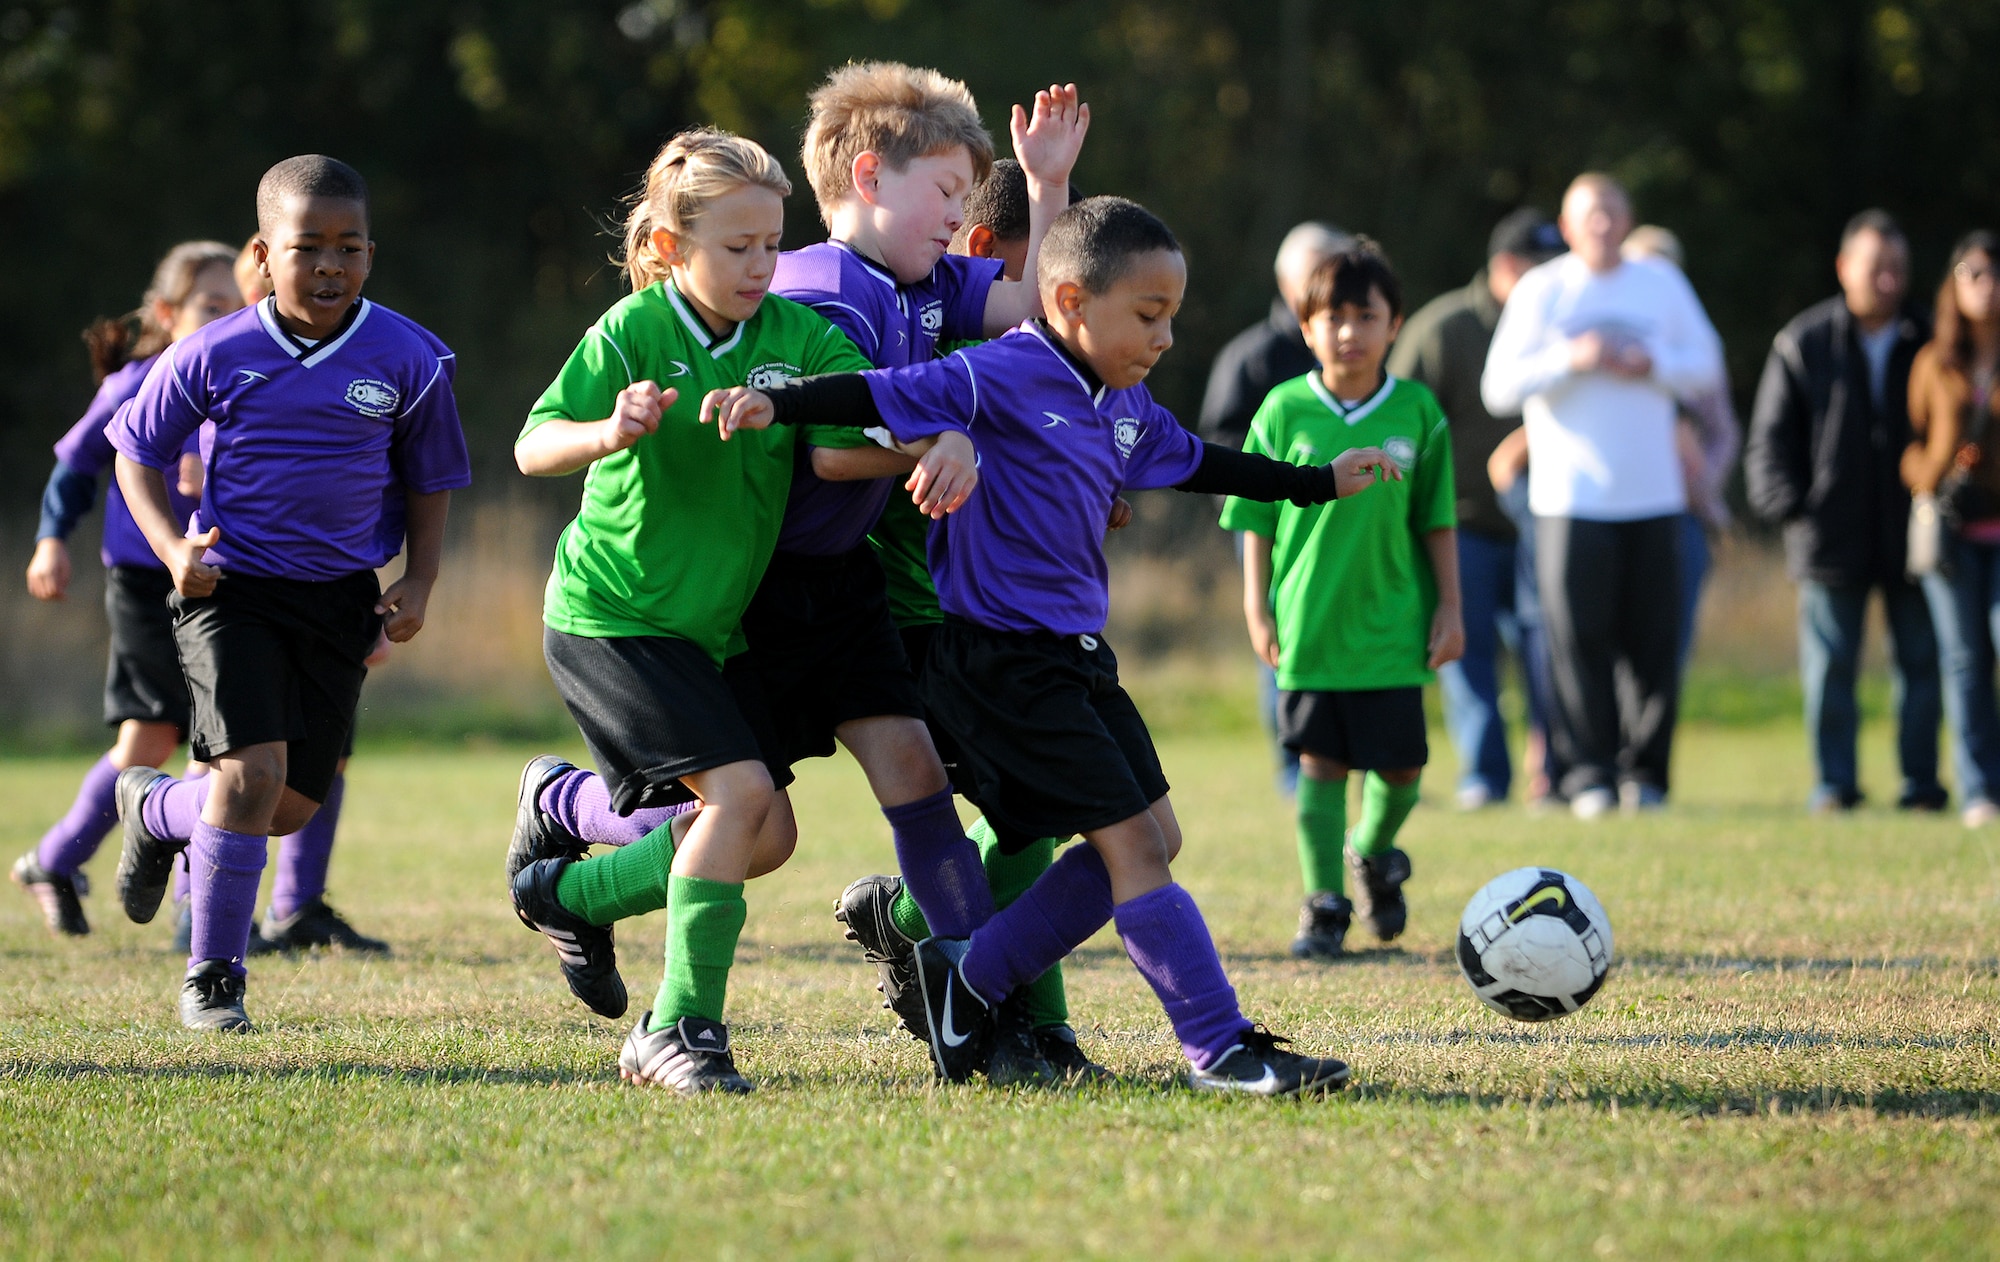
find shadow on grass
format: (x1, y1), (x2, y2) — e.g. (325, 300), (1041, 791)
(1619, 952), (2000, 976)
(0, 1060), (598, 1087)
(1349, 1079), (2000, 1119)
(1356, 1026), (1994, 1052)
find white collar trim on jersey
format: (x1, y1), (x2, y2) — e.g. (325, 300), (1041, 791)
(1307, 371), (1396, 426)
(665, 282), (745, 359)
(1022, 321), (1108, 406)
(257, 296), (372, 368)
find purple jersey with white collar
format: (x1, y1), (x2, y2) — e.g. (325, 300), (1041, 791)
(111, 297), (470, 581)
(864, 322), (1206, 635)
(52, 353), (203, 570)
(769, 241), (1002, 555)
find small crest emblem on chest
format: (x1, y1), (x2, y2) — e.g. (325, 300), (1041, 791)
(920, 302), (944, 335)
(1384, 436), (1417, 470)
(1113, 418), (1141, 457)
(345, 378), (399, 417)
(745, 362), (799, 390)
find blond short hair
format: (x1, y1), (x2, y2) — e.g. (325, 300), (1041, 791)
(801, 62), (994, 225)
(1564, 171), (1631, 213)
(620, 128), (792, 291)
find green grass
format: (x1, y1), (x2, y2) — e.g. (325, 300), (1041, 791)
(3, 718), (1998, 1260)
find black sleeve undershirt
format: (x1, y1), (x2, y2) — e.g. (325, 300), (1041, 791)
(1174, 441), (1344, 505)
(761, 373), (880, 430)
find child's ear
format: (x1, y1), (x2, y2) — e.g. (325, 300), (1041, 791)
(850, 151), (882, 205)
(1053, 279), (1086, 323)
(965, 224), (997, 259)
(1387, 312), (1405, 341)
(150, 298), (177, 330)
(251, 237), (270, 274)
(650, 226), (684, 268)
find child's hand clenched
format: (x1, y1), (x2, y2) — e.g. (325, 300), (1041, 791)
(603, 381), (671, 454)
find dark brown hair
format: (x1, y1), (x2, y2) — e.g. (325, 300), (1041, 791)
(1932, 229), (2000, 378)
(81, 240), (238, 381)
(1297, 236), (1403, 323)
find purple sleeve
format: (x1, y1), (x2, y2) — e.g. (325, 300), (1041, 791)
(934, 254), (1005, 341)
(860, 355), (978, 444)
(53, 358), (151, 474)
(389, 351), (472, 494)
(1118, 395), (1207, 491)
(109, 346), (206, 469)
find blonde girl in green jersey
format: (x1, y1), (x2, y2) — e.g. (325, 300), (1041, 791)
(507, 128), (971, 1094)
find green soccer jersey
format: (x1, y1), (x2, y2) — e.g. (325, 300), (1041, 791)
(1219, 372), (1457, 691)
(525, 281), (874, 662)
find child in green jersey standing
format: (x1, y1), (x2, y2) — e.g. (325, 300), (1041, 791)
(1222, 240), (1464, 960)
(508, 127), (971, 1094)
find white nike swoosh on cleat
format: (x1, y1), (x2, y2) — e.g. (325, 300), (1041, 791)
(1241, 1065), (1281, 1094)
(939, 981), (972, 1047)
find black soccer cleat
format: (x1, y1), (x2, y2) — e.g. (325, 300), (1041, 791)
(1346, 846), (1412, 942)
(1186, 1025), (1350, 1097)
(833, 874), (927, 1042)
(1034, 1024), (1115, 1084)
(179, 960), (253, 1033)
(618, 1013), (754, 1095)
(506, 755), (586, 883)
(983, 996), (1060, 1088)
(1290, 892), (1352, 961)
(912, 936), (994, 1083)
(260, 897), (390, 954)
(511, 857), (627, 1018)
(12, 852), (88, 937)
(113, 767), (183, 925)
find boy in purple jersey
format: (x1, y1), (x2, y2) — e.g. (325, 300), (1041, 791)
(736, 65), (1089, 1084)
(705, 197), (1396, 1095)
(108, 155), (470, 1032)
(15, 241), (239, 937)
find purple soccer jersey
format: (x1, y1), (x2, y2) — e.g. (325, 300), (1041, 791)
(111, 297), (470, 581)
(51, 354), (202, 569)
(769, 241), (1002, 555)
(864, 322), (1206, 636)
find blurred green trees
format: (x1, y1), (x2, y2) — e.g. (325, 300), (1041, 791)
(3, 0), (1997, 502)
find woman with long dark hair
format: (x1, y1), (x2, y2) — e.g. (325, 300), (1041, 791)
(1904, 230), (2000, 826)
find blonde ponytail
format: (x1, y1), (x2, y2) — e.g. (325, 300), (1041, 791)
(620, 128), (792, 291)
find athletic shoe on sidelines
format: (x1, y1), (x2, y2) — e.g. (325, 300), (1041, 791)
(618, 1013), (753, 1094)
(1186, 1026), (1350, 1097)
(833, 874), (927, 1041)
(983, 996), (1059, 1088)
(1290, 892), (1352, 960)
(1570, 786), (1616, 820)
(506, 755), (586, 883)
(12, 853), (88, 937)
(911, 936), (994, 1083)
(179, 960), (252, 1033)
(113, 767), (181, 924)
(260, 897), (389, 953)
(510, 857), (627, 1018)
(1034, 1024), (1115, 1083)
(1345, 846), (1411, 942)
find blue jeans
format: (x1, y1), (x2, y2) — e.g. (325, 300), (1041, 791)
(1920, 535), (2000, 805)
(1676, 514), (1711, 674)
(1797, 577), (1944, 806)
(1438, 528), (1517, 799)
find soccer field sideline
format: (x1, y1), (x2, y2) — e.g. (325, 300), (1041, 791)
(3, 724), (1997, 1259)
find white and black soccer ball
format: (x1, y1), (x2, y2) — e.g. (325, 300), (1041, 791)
(1456, 867), (1613, 1022)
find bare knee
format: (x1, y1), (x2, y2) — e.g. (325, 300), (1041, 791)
(1299, 751), (1349, 782)
(747, 791), (798, 879)
(838, 716), (949, 805)
(110, 720), (180, 771)
(688, 760), (775, 830)
(269, 788), (321, 837)
(1148, 795), (1184, 862)
(1377, 766), (1422, 787)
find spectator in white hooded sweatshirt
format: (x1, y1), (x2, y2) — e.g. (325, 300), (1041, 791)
(1481, 173), (1725, 818)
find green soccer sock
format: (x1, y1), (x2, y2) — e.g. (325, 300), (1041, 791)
(1353, 773), (1422, 857)
(649, 875), (748, 1029)
(553, 822), (675, 926)
(973, 817), (1068, 1028)
(887, 881), (932, 942)
(1296, 772), (1348, 896)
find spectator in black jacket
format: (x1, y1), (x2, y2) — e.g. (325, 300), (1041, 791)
(1201, 220), (1350, 794)
(1745, 209), (1946, 813)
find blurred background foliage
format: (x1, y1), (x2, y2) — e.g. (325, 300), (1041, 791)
(1, 0), (1996, 736)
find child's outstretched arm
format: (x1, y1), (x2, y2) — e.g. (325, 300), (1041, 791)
(1423, 526), (1465, 670)
(1175, 441), (1401, 504)
(1241, 529), (1280, 669)
(981, 83), (1090, 334)
(378, 488), (451, 643)
(516, 382), (675, 476)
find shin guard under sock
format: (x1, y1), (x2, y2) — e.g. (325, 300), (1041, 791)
(1353, 773), (1420, 857)
(1113, 882), (1253, 1070)
(269, 773), (343, 921)
(186, 821), (268, 977)
(141, 773), (212, 845)
(1295, 773), (1348, 896)
(555, 821), (675, 925)
(650, 875), (747, 1028)
(960, 843), (1112, 1007)
(973, 819), (1067, 1027)
(883, 788), (993, 938)
(35, 753), (120, 876)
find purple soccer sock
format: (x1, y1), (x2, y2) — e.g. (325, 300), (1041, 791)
(141, 773), (212, 845)
(1114, 883), (1255, 1070)
(538, 768), (691, 847)
(169, 766), (211, 909)
(884, 788), (996, 938)
(960, 843), (1114, 1005)
(269, 773), (343, 922)
(34, 753), (121, 876)
(186, 821), (268, 978)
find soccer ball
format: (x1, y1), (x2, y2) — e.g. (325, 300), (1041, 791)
(1456, 867), (1613, 1022)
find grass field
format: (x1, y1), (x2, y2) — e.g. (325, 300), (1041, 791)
(3, 712), (1998, 1260)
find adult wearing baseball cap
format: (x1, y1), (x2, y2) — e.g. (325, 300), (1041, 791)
(1389, 207), (1565, 809)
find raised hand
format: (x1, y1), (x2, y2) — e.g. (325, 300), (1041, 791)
(1011, 83), (1090, 187)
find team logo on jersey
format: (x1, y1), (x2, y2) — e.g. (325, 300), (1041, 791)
(345, 378), (400, 417)
(919, 301), (944, 336)
(1113, 418), (1141, 458)
(744, 362), (801, 390)
(1384, 436), (1417, 470)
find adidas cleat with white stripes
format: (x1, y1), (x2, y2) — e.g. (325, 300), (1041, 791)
(618, 1013), (753, 1095)
(510, 857), (627, 1019)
